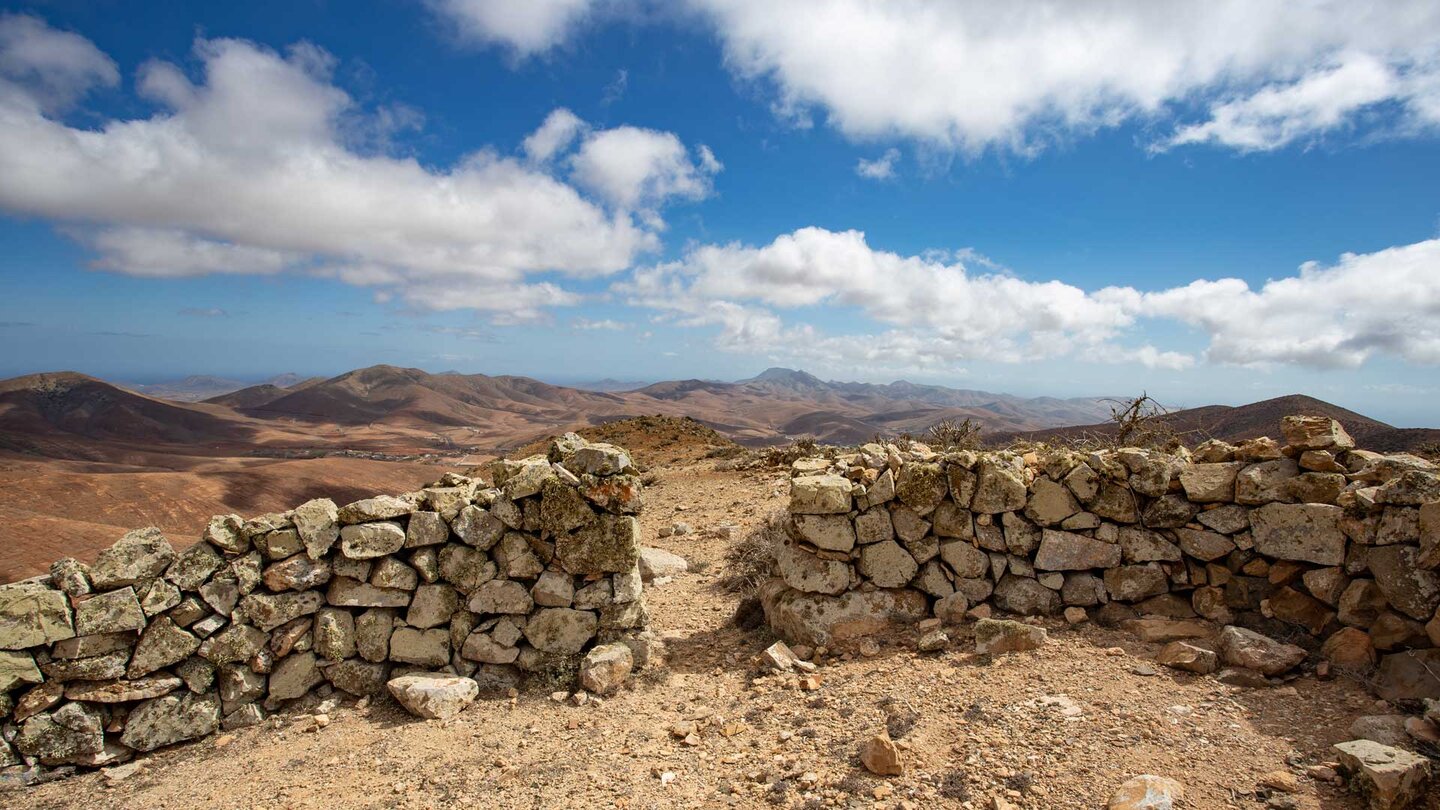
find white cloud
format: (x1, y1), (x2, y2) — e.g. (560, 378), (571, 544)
(688, 0), (1440, 153)
(568, 125), (721, 214)
(523, 107), (585, 162)
(0, 13), (117, 112)
(1127, 238), (1440, 369)
(428, 0), (598, 56)
(0, 21), (712, 325)
(621, 227), (1191, 372)
(623, 226), (1440, 374)
(1164, 53), (1403, 151)
(855, 148), (900, 180)
(571, 317), (629, 330)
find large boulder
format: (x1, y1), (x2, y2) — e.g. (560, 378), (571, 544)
(387, 674), (478, 720)
(759, 580), (927, 648)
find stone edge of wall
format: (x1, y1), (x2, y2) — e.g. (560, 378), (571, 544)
(0, 433), (655, 781)
(763, 415), (1440, 701)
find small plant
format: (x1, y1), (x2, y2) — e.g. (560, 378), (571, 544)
(926, 417), (982, 450)
(939, 769), (972, 800)
(718, 511), (785, 594)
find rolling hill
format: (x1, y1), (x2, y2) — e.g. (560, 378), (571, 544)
(992, 394), (1440, 453)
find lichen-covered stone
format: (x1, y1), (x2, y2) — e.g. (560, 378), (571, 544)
(1250, 503), (1347, 565)
(556, 514), (640, 574)
(121, 691), (220, 752)
(90, 527), (176, 590)
(0, 581), (74, 650)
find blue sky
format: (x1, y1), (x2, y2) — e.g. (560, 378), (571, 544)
(1, 2), (1439, 425)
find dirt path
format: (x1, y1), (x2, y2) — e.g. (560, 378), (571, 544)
(11, 460), (1407, 809)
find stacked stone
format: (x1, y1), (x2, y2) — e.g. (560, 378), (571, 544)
(0, 434), (652, 775)
(763, 416), (1440, 699)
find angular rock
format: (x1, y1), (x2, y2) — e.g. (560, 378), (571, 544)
(555, 514), (640, 574)
(325, 577), (411, 608)
(16, 703), (104, 765)
(1250, 503), (1347, 565)
(337, 495), (411, 524)
(261, 554), (331, 592)
(777, 541), (850, 595)
(993, 574), (1062, 615)
(437, 545), (497, 591)
(339, 521), (407, 559)
(0, 649), (43, 692)
(239, 591), (322, 631)
(578, 642), (633, 695)
(121, 691), (220, 752)
(325, 659), (390, 696)
(314, 608), (356, 661)
(1332, 739), (1430, 810)
(759, 580), (927, 648)
(1118, 527), (1182, 563)
(971, 459), (1027, 514)
(1323, 627), (1378, 672)
(1365, 545), (1440, 621)
(407, 584), (458, 629)
(1156, 641), (1218, 674)
(387, 674), (477, 720)
(1217, 625), (1306, 676)
(523, 608), (597, 654)
(789, 474), (853, 514)
(164, 542), (223, 591)
(1104, 565), (1169, 602)
(1034, 529), (1122, 571)
(638, 546), (689, 580)
(90, 527), (176, 590)
(74, 587), (146, 636)
(974, 618), (1047, 654)
(1107, 775), (1185, 810)
(0, 582), (74, 649)
(127, 617), (200, 678)
(857, 541), (918, 588)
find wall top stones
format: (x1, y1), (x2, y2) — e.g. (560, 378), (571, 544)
(0, 433), (655, 782)
(763, 416), (1440, 702)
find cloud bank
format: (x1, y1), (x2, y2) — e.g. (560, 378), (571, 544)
(0, 16), (716, 324)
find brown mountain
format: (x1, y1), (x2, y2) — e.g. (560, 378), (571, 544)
(0, 372), (256, 455)
(992, 394), (1440, 453)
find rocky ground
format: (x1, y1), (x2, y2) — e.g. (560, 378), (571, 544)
(9, 446), (1435, 809)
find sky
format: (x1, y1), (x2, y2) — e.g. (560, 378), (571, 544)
(1, 1), (1439, 426)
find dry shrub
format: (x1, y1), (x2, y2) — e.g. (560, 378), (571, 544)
(762, 436), (820, 467)
(926, 417), (982, 450)
(719, 510), (785, 594)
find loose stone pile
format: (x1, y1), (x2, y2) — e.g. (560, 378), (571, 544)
(763, 416), (1440, 704)
(0, 434), (655, 780)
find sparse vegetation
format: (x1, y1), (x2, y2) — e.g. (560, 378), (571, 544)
(719, 511), (784, 594)
(925, 416), (982, 450)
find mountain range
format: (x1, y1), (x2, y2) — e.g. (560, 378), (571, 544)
(4, 365), (1436, 456)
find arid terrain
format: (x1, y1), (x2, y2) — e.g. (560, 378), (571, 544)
(8, 421), (1420, 810)
(3, 366), (1437, 584)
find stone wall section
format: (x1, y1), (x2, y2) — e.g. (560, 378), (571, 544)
(0, 434), (653, 774)
(763, 416), (1440, 700)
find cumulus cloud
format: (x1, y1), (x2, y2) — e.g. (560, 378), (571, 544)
(428, 0), (599, 56)
(0, 13), (116, 112)
(687, 0), (1440, 153)
(523, 107), (585, 162)
(621, 227), (1192, 372)
(622, 226), (1440, 374)
(1126, 238), (1440, 368)
(0, 18), (713, 324)
(855, 148), (900, 180)
(569, 125), (721, 215)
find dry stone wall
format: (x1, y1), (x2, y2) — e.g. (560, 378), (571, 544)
(0, 434), (653, 775)
(763, 416), (1440, 701)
